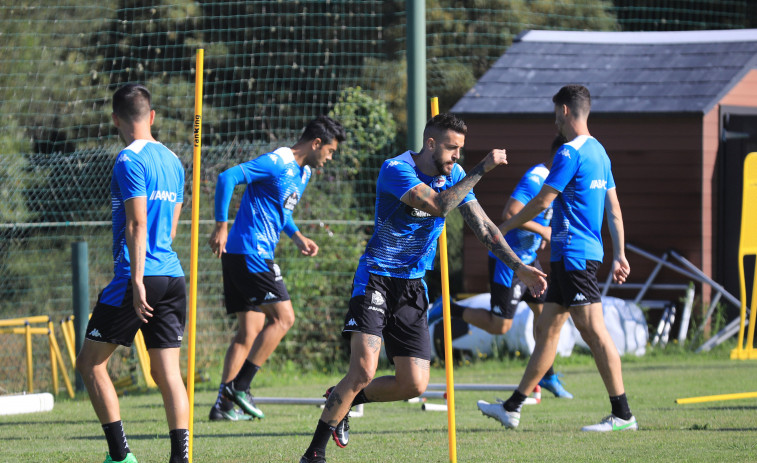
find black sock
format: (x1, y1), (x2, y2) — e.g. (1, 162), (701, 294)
(102, 420), (130, 462)
(504, 390), (528, 413)
(351, 389), (372, 407)
(232, 360), (260, 391)
(544, 366), (555, 378)
(610, 393), (633, 420)
(305, 420), (334, 458)
(169, 428), (189, 463)
(450, 302), (466, 318)
(215, 383), (234, 411)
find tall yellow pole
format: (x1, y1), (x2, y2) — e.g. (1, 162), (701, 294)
(430, 97), (457, 463)
(187, 48), (204, 463)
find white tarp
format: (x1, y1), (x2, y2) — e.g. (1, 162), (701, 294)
(429, 294), (647, 359)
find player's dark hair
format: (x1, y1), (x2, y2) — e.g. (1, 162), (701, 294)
(112, 83), (152, 122)
(552, 84), (591, 118)
(423, 113), (467, 141)
(551, 134), (568, 154)
(299, 115), (346, 145)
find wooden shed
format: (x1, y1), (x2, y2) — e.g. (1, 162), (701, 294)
(451, 29), (757, 308)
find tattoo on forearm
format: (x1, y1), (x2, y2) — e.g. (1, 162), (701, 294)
(367, 335), (382, 353)
(434, 162), (486, 215)
(460, 201), (522, 272)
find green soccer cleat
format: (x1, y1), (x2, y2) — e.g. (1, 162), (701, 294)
(209, 403), (253, 421)
(581, 414), (638, 432)
(223, 383), (265, 419)
(104, 452), (138, 463)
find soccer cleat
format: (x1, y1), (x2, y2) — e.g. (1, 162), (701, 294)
(477, 400), (520, 429)
(299, 451), (326, 463)
(538, 373), (574, 399)
(324, 387), (350, 447)
(209, 403), (253, 421)
(223, 383), (265, 419)
(581, 414), (638, 432)
(103, 452), (138, 463)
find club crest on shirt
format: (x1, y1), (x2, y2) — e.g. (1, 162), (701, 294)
(283, 191), (299, 210)
(433, 175), (446, 188)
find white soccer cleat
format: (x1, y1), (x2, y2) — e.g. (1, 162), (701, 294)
(477, 400), (520, 429)
(581, 414), (638, 432)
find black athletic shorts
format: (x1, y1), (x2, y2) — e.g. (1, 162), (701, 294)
(222, 253), (290, 314)
(86, 276), (186, 349)
(488, 256), (546, 319)
(342, 273), (431, 362)
(545, 258), (602, 307)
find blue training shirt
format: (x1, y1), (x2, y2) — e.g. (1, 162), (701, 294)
(215, 147), (311, 273)
(545, 135), (615, 262)
(111, 139), (184, 278)
(355, 151), (476, 288)
(489, 163), (552, 287)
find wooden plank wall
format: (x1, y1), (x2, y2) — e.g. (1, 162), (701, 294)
(460, 115), (705, 303)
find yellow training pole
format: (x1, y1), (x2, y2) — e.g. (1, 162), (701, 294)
(732, 152), (757, 360)
(60, 317), (76, 366)
(431, 97), (457, 463)
(48, 321), (59, 396)
(676, 391), (757, 404)
(25, 322), (33, 393)
(187, 48), (204, 463)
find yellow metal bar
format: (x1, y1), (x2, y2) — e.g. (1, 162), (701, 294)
(0, 327), (50, 335)
(25, 322), (33, 393)
(134, 330), (157, 388)
(187, 48), (204, 463)
(676, 391), (757, 404)
(48, 322), (59, 396)
(48, 328), (75, 398)
(60, 317), (76, 366)
(0, 315), (50, 327)
(431, 97), (457, 463)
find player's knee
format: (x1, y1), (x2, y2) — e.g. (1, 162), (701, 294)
(488, 319), (512, 335)
(347, 367), (374, 391)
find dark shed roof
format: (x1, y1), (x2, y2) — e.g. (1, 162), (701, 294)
(451, 29), (757, 116)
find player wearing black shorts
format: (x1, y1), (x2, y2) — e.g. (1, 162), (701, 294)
(452, 136), (572, 398)
(76, 84), (189, 463)
(478, 85), (636, 432)
(300, 113), (547, 463)
(207, 116), (345, 421)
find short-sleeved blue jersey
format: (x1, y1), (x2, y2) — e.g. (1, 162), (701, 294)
(356, 151), (476, 284)
(489, 163), (552, 286)
(218, 147), (312, 273)
(111, 140), (184, 278)
(544, 135), (615, 262)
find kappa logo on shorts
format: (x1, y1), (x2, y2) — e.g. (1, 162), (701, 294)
(371, 291), (385, 306)
(177, 335), (183, 341)
(88, 328), (102, 338)
(573, 293), (587, 302)
(264, 292), (277, 301)
(346, 318), (358, 327)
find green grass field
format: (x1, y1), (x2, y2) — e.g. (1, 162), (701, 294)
(2, 344), (757, 462)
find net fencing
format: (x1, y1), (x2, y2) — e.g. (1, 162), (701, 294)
(0, 0), (754, 393)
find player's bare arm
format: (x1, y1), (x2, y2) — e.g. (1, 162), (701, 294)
(402, 149), (508, 217)
(208, 221), (228, 258)
(124, 197), (154, 322)
(459, 200), (547, 296)
(501, 197), (551, 242)
(292, 231), (319, 257)
(171, 202), (182, 241)
(605, 187), (630, 284)
(500, 184), (558, 235)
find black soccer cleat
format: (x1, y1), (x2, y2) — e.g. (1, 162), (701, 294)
(299, 450), (326, 463)
(324, 386), (350, 448)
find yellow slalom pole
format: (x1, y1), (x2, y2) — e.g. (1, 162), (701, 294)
(676, 391), (757, 404)
(431, 97), (457, 463)
(186, 48), (204, 463)
(25, 322), (33, 393)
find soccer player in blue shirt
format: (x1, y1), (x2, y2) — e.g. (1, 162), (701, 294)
(478, 84), (636, 432)
(452, 135), (573, 399)
(300, 113), (548, 463)
(76, 84), (189, 463)
(208, 116), (346, 421)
